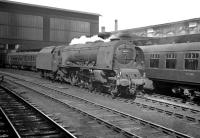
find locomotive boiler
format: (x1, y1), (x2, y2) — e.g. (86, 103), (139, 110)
(37, 40), (147, 98)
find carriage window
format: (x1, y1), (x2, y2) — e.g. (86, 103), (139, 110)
(150, 54), (160, 68)
(166, 53), (177, 69)
(184, 53), (199, 70)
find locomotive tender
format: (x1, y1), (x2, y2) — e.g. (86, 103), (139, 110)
(37, 40), (146, 97)
(139, 42), (200, 101)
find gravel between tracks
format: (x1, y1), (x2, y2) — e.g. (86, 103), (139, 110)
(1, 68), (200, 138)
(2, 81), (127, 138)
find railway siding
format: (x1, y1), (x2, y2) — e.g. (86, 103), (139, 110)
(2, 73), (195, 138)
(128, 97), (200, 124)
(0, 107), (20, 138)
(1, 70), (200, 137)
(1, 80), (130, 137)
(0, 85), (76, 138)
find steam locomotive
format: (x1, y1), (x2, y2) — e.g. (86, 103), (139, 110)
(139, 42), (200, 102)
(36, 40), (148, 98)
(2, 40), (149, 98)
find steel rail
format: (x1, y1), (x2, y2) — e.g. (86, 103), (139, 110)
(0, 107), (21, 138)
(3, 73), (194, 138)
(0, 85), (77, 138)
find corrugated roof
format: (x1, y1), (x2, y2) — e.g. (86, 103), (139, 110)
(0, 0), (101, 16)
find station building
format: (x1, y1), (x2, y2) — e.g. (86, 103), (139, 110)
(99, 18), (200, 45)
(116, 18), (200, 38)
(0, 0), (100, 51)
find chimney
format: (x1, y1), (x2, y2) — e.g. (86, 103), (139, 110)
(115, 19), (118, 31)
(101, 26), (105, 32)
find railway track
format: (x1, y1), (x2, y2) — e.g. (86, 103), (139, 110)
(145, 93), (184, 103)
(2, 70), (200, 125)
(2, 69), (199, 105)
(125, 95), (200, 124)
(137, 94), (200, 117)
(97, 92), (200, 125)
(68, 78), (200, 125)
(64, 78), (200, 125)
(2, 72), (194, 138)
(0, 77), (132, 137)
(80, 91), (200, 125)
(0, 85), (76, 138)
(0, 107), (20, 137)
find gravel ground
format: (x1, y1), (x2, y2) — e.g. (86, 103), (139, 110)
(1, 68), (200, 137)
(47, 84), (200, 137)
(2, 81), (127, 138)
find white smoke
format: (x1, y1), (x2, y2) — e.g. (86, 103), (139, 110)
(69, 35), (110, 45)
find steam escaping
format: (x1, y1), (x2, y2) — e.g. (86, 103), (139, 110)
(69, 35), (110, 45)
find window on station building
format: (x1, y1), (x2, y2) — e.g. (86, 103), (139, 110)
(166, 53), (177, 69)
(184, 53), (199, 70)
(150, 54), (160, 68)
